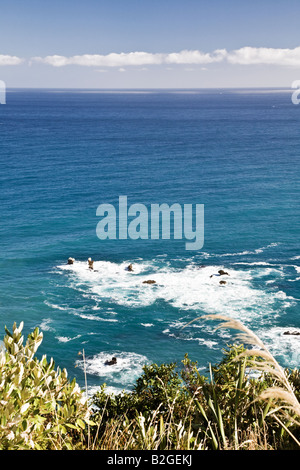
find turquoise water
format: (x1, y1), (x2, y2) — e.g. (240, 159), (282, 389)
(0, 89), (299, 393)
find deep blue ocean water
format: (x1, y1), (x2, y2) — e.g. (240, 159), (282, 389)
(0, 89), (299, 394)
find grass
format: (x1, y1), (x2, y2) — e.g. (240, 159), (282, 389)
(1, 316), (299, 450)
(88, 314), (300, 450)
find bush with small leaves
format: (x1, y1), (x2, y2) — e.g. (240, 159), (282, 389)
(0, 322), (93, 450)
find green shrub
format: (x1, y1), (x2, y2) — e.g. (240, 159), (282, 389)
(91, 362), (192, 431)
(91, 344), (300, 450)
(1, 319), (299, 450)
(0, 322), (93, 449)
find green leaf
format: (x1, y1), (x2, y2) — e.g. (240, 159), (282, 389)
(76, 418), (85, 430)
(65, 423), (78, 430)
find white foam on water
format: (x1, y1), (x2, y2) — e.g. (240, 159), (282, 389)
(73, 312), (119, 322)
(53, 251), (299, 382)
(199, 252), (211, 259)
(150, 266), (285, 325)
(57, 260), (295, 328)
(274, 291), (287, 300)
(44, 300), (69, 311)
(162, 318), (222, 349)
(233, 261), (273, 266)
(76, 350), (149, 386)
(58, 259), (159, 307)
(208, 243), (280, 259)
(40, 318), (56, 332)
(164, 328), (218, 349)
(56, 334), (82, 343)
(257, 327), (300, 369)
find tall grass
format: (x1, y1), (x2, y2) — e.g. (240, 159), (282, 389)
(1, 318), (299, 450)
(183, 314), (300, 448)
(87, 314), (300, 450)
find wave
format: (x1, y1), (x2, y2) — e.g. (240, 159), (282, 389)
(53, 250), (299, 376)
(56, 334), (82, 343)
(74, 312), (119, 322)
(76, 351), (149, 387)
(163, 324), (218, 350)
(44, 300), (69, 311)
(199, 243), (280, 259)
(39, 318), (56, 332)
(257, 327), (300, 369)
(56, 257), (297, 326)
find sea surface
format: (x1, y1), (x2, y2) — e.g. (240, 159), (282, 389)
(0, 88), (299, 394)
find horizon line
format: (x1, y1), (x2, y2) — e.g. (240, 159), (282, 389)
(6, 86), (293, 91)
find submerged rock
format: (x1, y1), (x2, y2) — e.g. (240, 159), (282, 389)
(142, 280), (156, 284)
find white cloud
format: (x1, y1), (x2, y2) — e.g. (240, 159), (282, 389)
(165, 49), (226, 64)
(227, 46), (300, 66)
(31, 46), (300, 69)
(32, 52), (164, 67)
(0, 54), (24, 66)
(32, 49), (226, 68)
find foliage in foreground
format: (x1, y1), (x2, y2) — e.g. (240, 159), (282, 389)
(0, 322), (92, 449)
(92, 347), (300, 450)
(0, 318), (300, 450)
(92, 315), (300, 450)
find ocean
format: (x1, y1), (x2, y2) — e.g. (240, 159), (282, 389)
(0, 88), (299, 394)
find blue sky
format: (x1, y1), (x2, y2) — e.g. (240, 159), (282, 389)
(1, 0), (300, 87)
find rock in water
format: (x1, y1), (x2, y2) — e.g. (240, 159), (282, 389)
(88, 258), (94, 270)
(218, 270), (229, 276)
(105, 357), (117, 366)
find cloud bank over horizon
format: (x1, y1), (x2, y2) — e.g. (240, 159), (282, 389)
(2, 46), (300, 68)
(31, 50), (226, 67)
(27, 46), (300, 68)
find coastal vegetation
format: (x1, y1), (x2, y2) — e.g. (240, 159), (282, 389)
(0, 317), (299, 450)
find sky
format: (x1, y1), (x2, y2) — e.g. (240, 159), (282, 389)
(1, 0), (300, 88)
